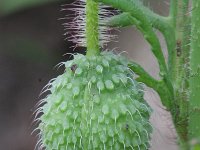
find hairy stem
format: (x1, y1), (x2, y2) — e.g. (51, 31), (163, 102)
(106, 2), (176, 79)
(168, 0), (177, 80)
(129, 62), (173, 110)
(95, 0), (168, 75)
(172, 0), (190, 147)
(86, 0), (100, 56)
(189, 0), (200, 147)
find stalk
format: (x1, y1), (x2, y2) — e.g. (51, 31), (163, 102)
(86, 0), (100, 56)
(189, 0), (200, 147)
(172, 0), (190, 148)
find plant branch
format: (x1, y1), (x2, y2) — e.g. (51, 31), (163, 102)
(107, 13), (176, 76)
(128, 62), (158, 89)
(129, 16), (168, 74)
(96, 0), (168, 75)
(106, 5), (176, 80)
(128, 62), (173, 110)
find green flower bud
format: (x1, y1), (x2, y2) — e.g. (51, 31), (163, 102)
(35, 51), (152, 150)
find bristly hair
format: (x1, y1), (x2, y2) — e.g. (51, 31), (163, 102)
(60, 0), (119, 49)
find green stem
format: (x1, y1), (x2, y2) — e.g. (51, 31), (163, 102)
(189, 0), (200, 147)
(128, 62), (173, 111)
(172, 0), (190, 148)
(99, 0), (177, 113)
(86, 0), (100, 57)
(95, 0), (168, 75)
(168, 0), (177, 80)
(169, 0), (178, 27)
(105, 1), (176, 72)
(107, 13), (176, 80)
(128, 62), (159, 89)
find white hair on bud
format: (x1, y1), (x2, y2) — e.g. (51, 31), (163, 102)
(60, 0), (119, 49)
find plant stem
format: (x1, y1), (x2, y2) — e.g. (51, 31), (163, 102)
(105, 1), (176, 78)
(189, 0), (200, 146)
(86, 0), (100, 57)
(129, 62), (173, 110)
(96, 0), (168, 75)
(169, 0), (178, 27)
(100, 0), (178, 114)
(168, 0), (178, 80)
(171, 0), (190, 148)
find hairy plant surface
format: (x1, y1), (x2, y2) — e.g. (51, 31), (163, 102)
(37, 52), (152, 150)
(34, 0), (200, 149)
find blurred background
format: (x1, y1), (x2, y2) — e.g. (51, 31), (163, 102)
(0, 0), (178, 150)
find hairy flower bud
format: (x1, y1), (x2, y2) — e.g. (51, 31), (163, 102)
(35, 51), (152, 150)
